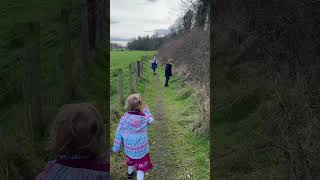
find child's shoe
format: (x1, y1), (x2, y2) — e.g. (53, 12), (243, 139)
(127, 171), (136, 179)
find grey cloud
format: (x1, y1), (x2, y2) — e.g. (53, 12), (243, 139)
(111, 20), (120, 24)
(153, 29), (170, 36)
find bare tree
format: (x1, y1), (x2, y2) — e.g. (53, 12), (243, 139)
(183, 10), (193, 31)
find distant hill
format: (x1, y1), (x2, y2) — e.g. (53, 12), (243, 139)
(111, 37), (128, 42)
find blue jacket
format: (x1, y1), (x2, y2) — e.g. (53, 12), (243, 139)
(151, 62), (157, 69)
(151, 58), (158, 69)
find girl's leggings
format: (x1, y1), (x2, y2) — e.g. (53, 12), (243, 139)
(128, 166), (144, 180)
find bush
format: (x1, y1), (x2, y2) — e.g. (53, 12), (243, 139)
(158, 28), (209, 134)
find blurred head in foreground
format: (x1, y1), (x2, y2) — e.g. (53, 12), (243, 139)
(50, 103), (105, 158)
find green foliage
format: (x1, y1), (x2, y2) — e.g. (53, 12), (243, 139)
(0, 1), (108, 178)
(212, 61), (286, 179)
(110, 51), (209, 179)
(0, 0), (80, 26)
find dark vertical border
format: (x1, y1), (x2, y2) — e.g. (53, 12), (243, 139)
(105, 0), (111, 177)
(209, 0), (214, 179)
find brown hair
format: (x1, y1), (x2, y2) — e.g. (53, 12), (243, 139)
(49, 103), (105, 158)
(125, 94), (144, 112)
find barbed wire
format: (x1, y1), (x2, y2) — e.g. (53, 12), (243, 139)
(0, 34), (24, 48)
(0, 55), (22, 70)
(71, 5), (98, 31)
(0, 5), (101, 70)
(42, 39), (60, 49)
(0, 8), (96, 50)
(40, 31), (59, 46)
(42, 5), (99, 48)
(0, 86), (17, 99)
(41, 37), (59, 49)
(0, 104), (18, 122)
(0, 5), (104, 123)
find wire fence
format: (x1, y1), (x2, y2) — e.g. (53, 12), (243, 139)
(0, 0), (108, 139)
(116, 56), (148, 108)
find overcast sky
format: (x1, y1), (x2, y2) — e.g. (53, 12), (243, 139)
(110, 0), (183, 40)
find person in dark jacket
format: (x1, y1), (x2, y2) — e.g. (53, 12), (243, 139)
(164, 59), (173, 87)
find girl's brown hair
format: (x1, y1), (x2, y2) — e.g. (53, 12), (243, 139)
(49, 103), (105, 158)
(125, 94), (144, 112)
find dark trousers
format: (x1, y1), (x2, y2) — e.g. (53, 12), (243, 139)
(152, 68), (156, 72)
(165, 75), (170, 85)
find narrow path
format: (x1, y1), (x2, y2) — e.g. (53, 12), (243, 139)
(148, 75), (172, 179)
(143, 68), (209, 179)
(111, 64), (209, 179)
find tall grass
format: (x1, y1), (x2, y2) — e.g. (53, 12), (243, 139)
(158, 29), (210, 134)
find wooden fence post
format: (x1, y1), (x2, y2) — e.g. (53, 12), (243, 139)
(24, 22), (41, 140)
(101, 0), (109, 44)
(95, 1), (102, 47)
(61, 9), (74, 103)
(81, 0), (90, 66)
(140, 56), (144, 75)
(136, 61), (141, 78)
(118, 69), (124, 107)
(129, 64), (135, 93)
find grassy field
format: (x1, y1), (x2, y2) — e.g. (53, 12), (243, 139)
(110, 50), (155, 102)
(0, 0), (83, 130)
(0, 1), (107, 178)
(0, 42), (107, 180)
(110, 50), (209, 179)
(0, 0), (80, 26)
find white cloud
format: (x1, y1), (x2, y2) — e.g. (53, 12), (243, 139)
(146, 0), (159, 2)
(110, 0), (182, 39)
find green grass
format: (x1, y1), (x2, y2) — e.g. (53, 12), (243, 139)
(212, 64), (287, 179)
(110, 50), (156, 70)
(0, 0), (80, 26)
(0, 1), (108, 177)
(110, 51), (209, 179)
(0, 37), (108, 179)
(0, 0), (92, 131)
(110, 50), (155, 103)
(151, 70), (210, 179)
(0, 0), (109, 179)
(0, 0), (83, 129)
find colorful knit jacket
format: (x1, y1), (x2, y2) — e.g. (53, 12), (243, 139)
(36, 155), (109, 180)
(112, 106), (154, 159)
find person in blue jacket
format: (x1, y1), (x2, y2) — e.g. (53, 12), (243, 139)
(151, 56), (158, 75)
(164, 59), (173, 87)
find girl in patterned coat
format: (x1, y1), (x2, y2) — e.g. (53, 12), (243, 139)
(112, 94), (154, 180)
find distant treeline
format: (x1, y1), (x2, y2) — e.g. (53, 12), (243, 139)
(111, 43), (125, 49)
(127, 35), (164, 51)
